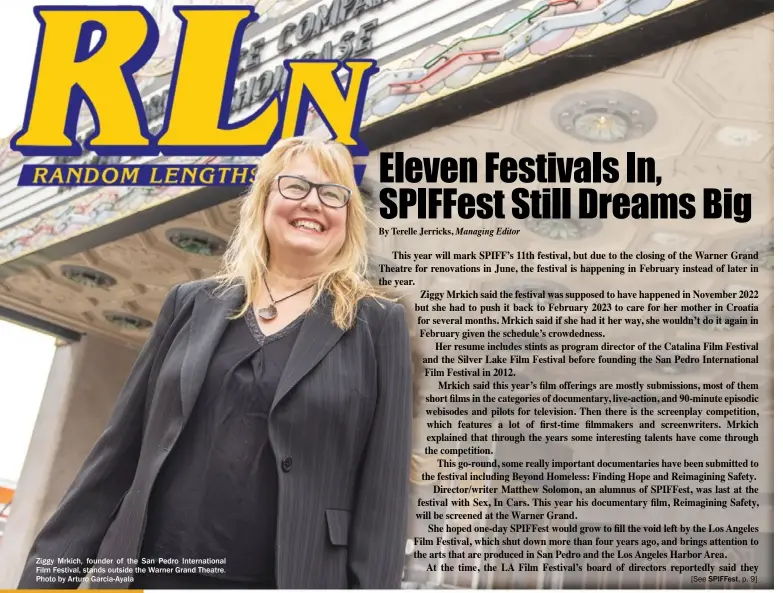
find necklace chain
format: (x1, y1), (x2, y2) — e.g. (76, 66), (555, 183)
(263, 275), (314, 306)
(256, 276), (315, 321)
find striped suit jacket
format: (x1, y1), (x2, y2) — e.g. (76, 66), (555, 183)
(17, 279), (413, 589)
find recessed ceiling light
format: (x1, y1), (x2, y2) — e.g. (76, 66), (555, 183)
(733, 236), (773, 270)
(360, 180), (380, 211)
(725, 284), (759, 294)
(103, 312), (153, 330)
(650, 232), (690, 246)
(525, 218), (602, 240)
(166, 228), (227, 256)
(552, 90), (657, 143)
(60, 265), (117, 289)
(714, 126), (763, 147)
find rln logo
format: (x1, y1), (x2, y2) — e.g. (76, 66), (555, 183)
(11, 5), (376, 159)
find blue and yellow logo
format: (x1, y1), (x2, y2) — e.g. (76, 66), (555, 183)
(12, 5), (377, 187)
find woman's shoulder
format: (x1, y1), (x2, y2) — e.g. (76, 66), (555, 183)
(167, 278), (230, 310)
(355, 294), (407, 334)
(167, 278), (214, 300)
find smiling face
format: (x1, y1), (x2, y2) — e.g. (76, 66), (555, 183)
(263, 153), (349, 267)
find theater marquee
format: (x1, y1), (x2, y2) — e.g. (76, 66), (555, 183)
(57, 0), (393, 165)
(0, 0), (703, 267)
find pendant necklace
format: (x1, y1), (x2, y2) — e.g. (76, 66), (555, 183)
(257, 276), (315, 320)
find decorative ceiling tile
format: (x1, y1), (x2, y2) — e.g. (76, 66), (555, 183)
(5, 271), (87, 313)
(694, 121), (772, 163)
(608, 46), (676, 78)
(94, 240), (190, 283)
(515, 72), (705, 161)
(450, 104), (509, 131)
(673, 25), (773, 122)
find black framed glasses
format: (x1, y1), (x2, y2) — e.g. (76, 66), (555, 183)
(275, 175), (351, 209)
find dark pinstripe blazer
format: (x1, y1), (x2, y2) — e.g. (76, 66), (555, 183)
(18, 279), (413, 589)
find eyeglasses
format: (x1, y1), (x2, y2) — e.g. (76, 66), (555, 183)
(275, 175), (351, 209)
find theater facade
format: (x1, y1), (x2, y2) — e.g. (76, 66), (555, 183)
(0, 0), (773, 587)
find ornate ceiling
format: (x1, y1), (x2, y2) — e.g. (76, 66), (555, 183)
(0, 13), (773, 352)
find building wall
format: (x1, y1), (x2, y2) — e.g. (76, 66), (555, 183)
(0, 335), (139, 588)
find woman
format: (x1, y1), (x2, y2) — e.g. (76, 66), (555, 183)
(17, 137), (414, 590)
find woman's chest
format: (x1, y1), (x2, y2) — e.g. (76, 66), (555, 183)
(152, 322), (376, 420)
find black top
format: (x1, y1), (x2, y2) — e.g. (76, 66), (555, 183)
(137, 306), (306, 588)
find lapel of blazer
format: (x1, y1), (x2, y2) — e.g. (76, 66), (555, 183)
(179, 281), (244, 419)
(271, 290), (345, 414)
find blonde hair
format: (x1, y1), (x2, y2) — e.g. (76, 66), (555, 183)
(213, 136), (391, 330)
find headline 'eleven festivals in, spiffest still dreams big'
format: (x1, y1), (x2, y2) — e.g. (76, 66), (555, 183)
(377, 152), (752, 223)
